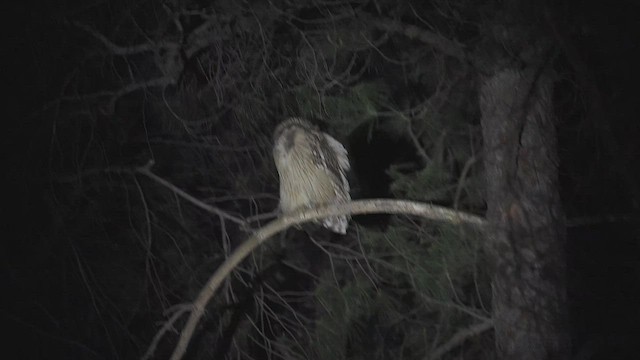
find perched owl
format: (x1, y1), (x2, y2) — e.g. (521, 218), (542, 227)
(273, 118), (351, 234)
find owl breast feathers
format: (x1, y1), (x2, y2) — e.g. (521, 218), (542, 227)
(272, 118), (351, 234)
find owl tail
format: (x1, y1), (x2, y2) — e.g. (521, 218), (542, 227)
(322, 215), (348, 234)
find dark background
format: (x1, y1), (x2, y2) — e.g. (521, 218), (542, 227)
(4, 1), (639, 359)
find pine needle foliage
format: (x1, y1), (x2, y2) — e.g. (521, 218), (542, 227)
(292, 82), (391, 134)
(389, 163), (452, 202)
(303, 222), (486, 360)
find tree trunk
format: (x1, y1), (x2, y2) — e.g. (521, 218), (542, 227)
(480, 68), (571, 359)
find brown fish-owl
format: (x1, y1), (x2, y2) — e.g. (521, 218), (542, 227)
(272, 118), (351, 234)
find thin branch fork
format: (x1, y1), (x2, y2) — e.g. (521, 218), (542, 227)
(164, 200), (486, 360)
(54, 161), (249, 228)
(135, 161), (249, 227)
(74, 22), (179, 55)
(356, 12), (466, 60)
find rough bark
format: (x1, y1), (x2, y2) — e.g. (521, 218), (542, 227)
(480, 68), (570, 359)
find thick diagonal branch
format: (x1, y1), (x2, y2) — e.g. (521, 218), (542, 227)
(166, 200), (485, 360)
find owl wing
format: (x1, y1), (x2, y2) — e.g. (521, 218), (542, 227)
(317, 133), (350, 194)
(324, 133), (350, 171)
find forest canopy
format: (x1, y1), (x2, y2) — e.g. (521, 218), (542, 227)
(6, 0), (639, 360)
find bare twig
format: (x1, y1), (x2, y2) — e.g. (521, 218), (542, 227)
(166, 199), (486, 360)
(426, 319), (494, 360)
(135, 161), (249, 228)
(453, 155), (478, 210)
(105, 77), (176, 114)
(141, 305), (191, 360)
(53, 161), (250, 228)
(245, 211), (279, 224)
(419, 293), (489, 322)
(356, 12), (466, 60)
(404, 116), (432, 165)
(74, 22), (179, 55)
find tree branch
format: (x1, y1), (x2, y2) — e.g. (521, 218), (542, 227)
(54, 161), (249, 229)
(427, 319), (494, 360)
(135, 161), (249, 228)
(74, 22), (179, 55)
(357, 12), (467, 60)
(164, 199), (486, 360)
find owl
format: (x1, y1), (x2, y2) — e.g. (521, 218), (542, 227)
(273, 118), (351, 234)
